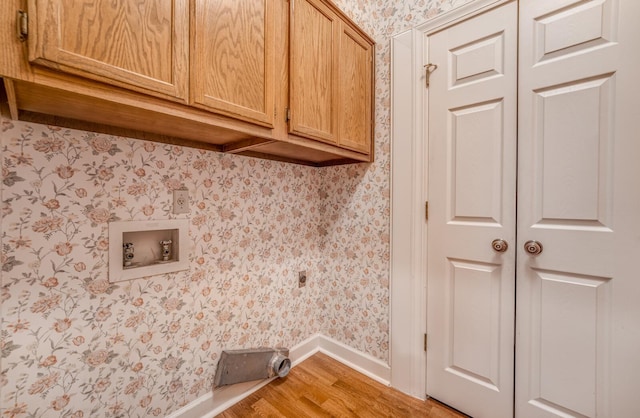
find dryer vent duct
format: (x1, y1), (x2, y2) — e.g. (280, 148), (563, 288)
(214, 347), (291, 388)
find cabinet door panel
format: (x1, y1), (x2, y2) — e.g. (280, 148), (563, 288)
(29, 0), (189, 100)
(289, 0), (339, 143)
(191, 0), (275, 127)
(339, 25), (373, 153)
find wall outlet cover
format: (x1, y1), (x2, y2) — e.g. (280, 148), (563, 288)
(173, 189), (190, 214)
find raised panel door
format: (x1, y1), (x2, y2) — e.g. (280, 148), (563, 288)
(421, 1), (639, 415)
(426, 2), (518, 417)
(191, 0), (275, 127)
(28, 0), (189, 100)
(516, 0), (640, 416)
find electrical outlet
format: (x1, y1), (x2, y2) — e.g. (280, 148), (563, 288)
(298, 271), (307, 288)
(173, 188), (189, 214)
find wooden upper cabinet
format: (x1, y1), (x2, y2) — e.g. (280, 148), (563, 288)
(4, 0), (374, 164)
(191, 0), (275, 128)
(27, 0), (189, 101)
(289, 0), (339, 144)
(289, 0), (374, 155)
(338, 25), (372, 154)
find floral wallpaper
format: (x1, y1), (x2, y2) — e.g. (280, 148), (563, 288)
(1, 118), (326, 416)
(1, 0), (472, 416)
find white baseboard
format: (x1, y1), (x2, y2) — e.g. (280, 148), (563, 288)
(167, 334), (391, 418)
(315, 335), (391, 386)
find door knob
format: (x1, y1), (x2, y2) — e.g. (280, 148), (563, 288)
(524, 240), (543, 255)
(491, 239), (508, 253)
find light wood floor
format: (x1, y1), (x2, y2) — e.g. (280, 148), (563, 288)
(217, 352), (466, 417)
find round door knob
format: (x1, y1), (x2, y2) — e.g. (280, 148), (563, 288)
(524, 240), (543, 255)
(491, 239), (508, 253)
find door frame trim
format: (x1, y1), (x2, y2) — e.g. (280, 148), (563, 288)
(389, 0), (512, 398)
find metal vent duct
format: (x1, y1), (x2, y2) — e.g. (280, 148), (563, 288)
(214, 347), (291, 388)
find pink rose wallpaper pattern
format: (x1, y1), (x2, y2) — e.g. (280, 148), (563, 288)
(1, 119), (325, 416)
(0, 0), (472, 416)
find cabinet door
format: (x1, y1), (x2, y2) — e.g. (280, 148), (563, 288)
(338, 25), (373, 154)
(28, 0), (189, 100)
(289, 0), (340, 144)
(191, 0), (275, 128)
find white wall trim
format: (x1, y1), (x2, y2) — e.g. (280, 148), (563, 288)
(167, 334), (391, 418)
(414, 0), (508, 35)
(316, 334), (391, 386)
(389, 28), (428, 400)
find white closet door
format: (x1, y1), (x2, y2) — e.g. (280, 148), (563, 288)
(426, 2), (517, 417)
(516, 0), (640, 417)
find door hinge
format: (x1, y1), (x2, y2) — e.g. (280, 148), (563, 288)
(425, 201), (429, 221)
(424, 333), (428, 351)
(285, 107), (291, 123)
(17, 10), (28, 42)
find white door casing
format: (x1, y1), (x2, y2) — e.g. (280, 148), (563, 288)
(516, 0), (640, 417)
(426, 2), (517, 417)
(390, 28), (429, 398)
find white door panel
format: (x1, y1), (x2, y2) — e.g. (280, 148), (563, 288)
(426, 2), (517, 417)
(424, 1), (639, 416)
(516, 0), (640, 417)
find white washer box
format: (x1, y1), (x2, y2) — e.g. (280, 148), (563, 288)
(109, 219), (189, 282)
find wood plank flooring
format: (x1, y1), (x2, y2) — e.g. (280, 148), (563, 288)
(217, 352), (466, 417)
